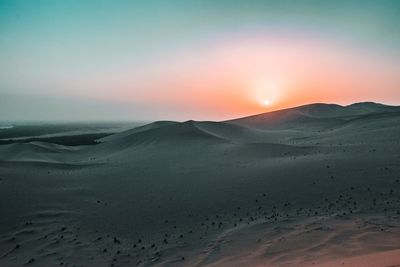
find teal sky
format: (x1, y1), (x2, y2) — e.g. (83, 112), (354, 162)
(1, 0), (400, 121)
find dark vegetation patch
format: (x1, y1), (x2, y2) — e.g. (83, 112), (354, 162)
(0, 133), (111, 146)
(0, 123), (127, 139)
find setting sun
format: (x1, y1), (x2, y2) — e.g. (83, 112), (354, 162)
(262, 99), (271, 106)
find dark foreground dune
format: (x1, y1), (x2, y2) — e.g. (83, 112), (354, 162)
(0, 102), (400, 266)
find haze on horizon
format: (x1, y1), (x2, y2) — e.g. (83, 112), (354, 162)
(1, 0), (400, 122)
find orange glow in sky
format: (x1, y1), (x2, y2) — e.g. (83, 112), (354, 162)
(75, 36), (399, 120)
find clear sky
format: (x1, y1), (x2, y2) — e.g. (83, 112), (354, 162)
(1, 0), (399, 121)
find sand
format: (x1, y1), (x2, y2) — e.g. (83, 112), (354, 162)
(0, 102), (399, 266)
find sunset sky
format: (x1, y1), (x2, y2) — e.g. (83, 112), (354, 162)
(1, 0), (400, 121)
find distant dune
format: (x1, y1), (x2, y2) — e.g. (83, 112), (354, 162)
(98, 121), (178, 143)
(0, 102), (399, 266)
(227, 102), (400, 129)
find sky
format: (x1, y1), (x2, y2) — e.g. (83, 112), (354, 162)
(0, 0), (400, 121)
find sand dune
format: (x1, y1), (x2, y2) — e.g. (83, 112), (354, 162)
(0, 102), (399, 266)
(0, 142), (80, 162)
(98, 121), (178, 143)
(227, 102), (400, 130)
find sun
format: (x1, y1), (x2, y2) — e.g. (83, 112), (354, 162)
(262, 99), (271, 106)
(252, 78), (281, 108)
